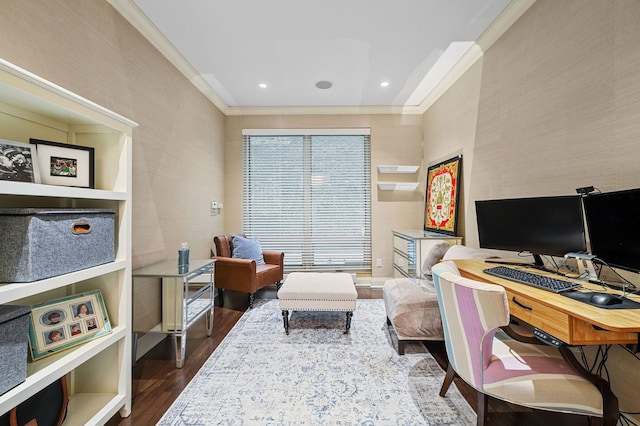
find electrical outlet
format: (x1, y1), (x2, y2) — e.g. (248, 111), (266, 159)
(376, 258), (382, 268)
(398, 258), (404, 267)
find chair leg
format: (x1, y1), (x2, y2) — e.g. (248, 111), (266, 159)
(275, 281), (282, 292)
(216, 289), (224, 307)
(248, 293), (255, 309)
(477, 392), (488, 426)
(397, 340), (405, 355)
(439, 363), (456, 396)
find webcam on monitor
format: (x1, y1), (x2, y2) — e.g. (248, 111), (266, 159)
(576, 186), (596, 195)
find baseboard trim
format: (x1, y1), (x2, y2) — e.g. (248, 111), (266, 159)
(134, 325), (167, 361)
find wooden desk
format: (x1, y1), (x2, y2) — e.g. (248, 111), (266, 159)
(453, 259), (640, 346)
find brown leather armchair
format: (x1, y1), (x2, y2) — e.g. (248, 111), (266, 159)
(212, 234), (284, 308)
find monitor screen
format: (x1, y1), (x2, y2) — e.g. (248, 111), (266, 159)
(582, 187), (640, 273)
(475, 195), (587, 266)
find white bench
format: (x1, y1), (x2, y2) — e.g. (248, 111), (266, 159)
(277, 272), (358, 334)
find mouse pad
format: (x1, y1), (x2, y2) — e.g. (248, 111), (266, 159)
(562, 291), (640, 310)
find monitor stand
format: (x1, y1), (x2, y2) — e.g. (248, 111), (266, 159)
(485, 254), (558, 275)
(485, 258), (533, 266)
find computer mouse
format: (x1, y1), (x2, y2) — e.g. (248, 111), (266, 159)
(589, 293), (623, 306)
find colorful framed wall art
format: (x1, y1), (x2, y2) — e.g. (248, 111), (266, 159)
(424, 155), (462, 236)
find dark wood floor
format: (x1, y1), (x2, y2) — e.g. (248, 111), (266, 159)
(106, 287), (588, 426)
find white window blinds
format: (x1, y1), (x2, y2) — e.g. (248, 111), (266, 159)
(242, 130), (371, 272)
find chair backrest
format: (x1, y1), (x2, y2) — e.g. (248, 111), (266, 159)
(431, 261), (510, 391)
(214, 234), (252, 258)
(213, 234), (238, 258)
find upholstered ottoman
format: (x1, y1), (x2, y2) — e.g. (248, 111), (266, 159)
(278, 272), (358, 334)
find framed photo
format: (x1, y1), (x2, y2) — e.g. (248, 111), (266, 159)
(28, 290), (111, 361)
(0, 139), (41, 183)
(424, 155), (462, 236)
(29, 139), (94, 188)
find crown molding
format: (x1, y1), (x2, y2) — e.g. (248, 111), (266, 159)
(225, 104), (424, 116)
(416, 0), (536, 113)
(107, 0), (231, 115)
(109, 0), (535, 117)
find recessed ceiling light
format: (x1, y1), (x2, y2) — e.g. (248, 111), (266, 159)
(315, 80), (333, 90)
(380, 81), (390, 87)
(258, 83), (268, 88)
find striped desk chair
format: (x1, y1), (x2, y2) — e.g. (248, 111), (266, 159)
(431, 261), (618, 426)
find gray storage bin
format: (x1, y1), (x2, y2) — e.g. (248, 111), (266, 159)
(0, 208), (115, 282)
(0, 305), (31, 395)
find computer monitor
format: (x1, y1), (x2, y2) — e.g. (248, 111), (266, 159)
(475, 195), (587, 268)
(582, 187), (640, 273)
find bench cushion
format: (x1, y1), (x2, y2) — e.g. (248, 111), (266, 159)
(383, 277), (443, 340)
(278, 272), (357, 311)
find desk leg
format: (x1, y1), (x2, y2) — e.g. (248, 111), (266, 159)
(206, 307), (214, 337)
(205, 277), (214, 337)
(175, 332), (186, 369)
(132, 332), (138, 368)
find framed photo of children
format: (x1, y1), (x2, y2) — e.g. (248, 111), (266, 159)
(29, 139), (95, 188)
(424, 155), (462, 236)
(28, 290), (111, 361)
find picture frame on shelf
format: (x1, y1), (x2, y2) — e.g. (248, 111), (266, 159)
(29, 138), (95, 188)
(0, 139), (41, 184)
(424, 154), (462, 236)
(28, 290), (112, 361)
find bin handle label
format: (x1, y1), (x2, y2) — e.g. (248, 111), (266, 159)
(71, 222), (92, 234)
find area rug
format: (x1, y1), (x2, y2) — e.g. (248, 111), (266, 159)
(157, 299), (475, 425)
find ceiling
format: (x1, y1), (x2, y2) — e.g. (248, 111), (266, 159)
(112, 0), (530, 113)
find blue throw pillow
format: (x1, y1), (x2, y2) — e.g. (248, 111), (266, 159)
(231, 235), (265, 265)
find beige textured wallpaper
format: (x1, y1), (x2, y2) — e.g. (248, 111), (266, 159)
(425, 0), (640, 249)
(422, 0), (640, 415)
(0, 0), (225, 330)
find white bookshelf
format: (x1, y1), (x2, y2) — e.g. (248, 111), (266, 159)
(0, 59), (137, 424)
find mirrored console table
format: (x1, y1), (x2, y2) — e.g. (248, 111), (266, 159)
(132, 259), (215, 368)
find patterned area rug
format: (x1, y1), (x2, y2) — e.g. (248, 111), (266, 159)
(158, 299), (475, 425)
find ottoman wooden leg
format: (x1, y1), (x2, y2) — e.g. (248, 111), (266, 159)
(282, 310), (290, 334)
(345, 311), (353, 334)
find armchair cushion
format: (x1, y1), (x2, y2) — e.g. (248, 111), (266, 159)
(231, 234), (265, 265)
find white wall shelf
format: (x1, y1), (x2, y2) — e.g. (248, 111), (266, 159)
(377, 165), (419, 174)
(0, 59), (136, 424)
(378, 182), (419, 191)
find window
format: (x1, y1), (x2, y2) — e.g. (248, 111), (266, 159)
(242, 129), (371, 272)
